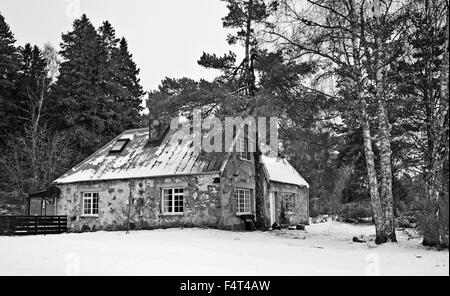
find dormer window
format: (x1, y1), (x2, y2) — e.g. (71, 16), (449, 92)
(109, 138), (130, 154)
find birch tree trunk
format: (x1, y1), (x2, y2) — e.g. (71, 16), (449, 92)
(423, 7), (449, 247)
(373, 0), (397, 243)
(360, 96), (385, 240)
(30, 76), (45, 190)
(349, 0), (389, 243)
(27, 44), (58, 192)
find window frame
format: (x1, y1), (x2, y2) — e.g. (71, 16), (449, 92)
(161, 188), (185, 215)
(235, 188), (252, 215)
(239, 137), (251, 161)
(109, 138), (130, 154)
(82, 192), (99, 217)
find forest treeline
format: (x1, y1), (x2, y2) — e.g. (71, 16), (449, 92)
(0, 0), (448, 247)
(0, 14), (144, 195)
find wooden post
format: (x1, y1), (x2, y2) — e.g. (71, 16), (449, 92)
(9, 217), (14, 236)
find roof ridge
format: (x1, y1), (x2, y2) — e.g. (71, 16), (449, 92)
(121, 127), (149, 133)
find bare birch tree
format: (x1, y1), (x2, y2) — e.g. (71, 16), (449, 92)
(0, 43), (68, 194)
(24, 43), (60, 190)
(268, 0), (407, 243)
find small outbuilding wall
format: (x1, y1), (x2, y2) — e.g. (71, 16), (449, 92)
(263, 181), (309, 227)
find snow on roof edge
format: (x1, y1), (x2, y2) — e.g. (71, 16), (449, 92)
(261, 155), (309, 188)
(53, 170), (221, 185)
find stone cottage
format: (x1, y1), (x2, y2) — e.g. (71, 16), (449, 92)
(53, 121), (309, 232)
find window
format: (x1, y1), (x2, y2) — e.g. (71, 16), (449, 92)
(109, 138), (130, 153)
(235, 188), (252, 214)
(239, 137), (251, 160)
(283, 193), (295, 213)
(82, 192), (99, 216)
(162, 188), (184, 214)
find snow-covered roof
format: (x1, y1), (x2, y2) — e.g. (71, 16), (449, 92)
(261, 155), (309, 188)
(54, 128), (223, 184)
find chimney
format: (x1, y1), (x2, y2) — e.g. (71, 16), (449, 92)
(148, 115), (169, 145)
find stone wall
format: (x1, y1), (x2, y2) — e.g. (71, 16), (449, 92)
(56, 174), (224, 232)
(218, 153), (256, 230)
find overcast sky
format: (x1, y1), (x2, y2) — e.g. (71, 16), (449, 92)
(1, 0), (234, 93)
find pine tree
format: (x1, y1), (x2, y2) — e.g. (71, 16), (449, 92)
(50, 14), (107, 162)
(97, 21), (122, 138)
(200, 0), (278, 230)
(394, 0), (449, 247)
(198, 0), (278, 97)
(50, 16), (144, 164)
(115, 37), (144, 128)
(98, 23), (144, 135)
(150, 1), (282, 230)
(0, 12), (20, 146)
(14, 44), (48, 129)
(98, 21), (120, 56)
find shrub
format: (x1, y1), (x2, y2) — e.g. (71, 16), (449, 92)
(339, 202), (372, 221)
(0, 191), (26, 215)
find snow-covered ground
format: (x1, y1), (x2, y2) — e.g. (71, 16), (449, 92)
(0, 222), (448, 276)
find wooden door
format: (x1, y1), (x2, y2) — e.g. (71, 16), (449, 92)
(29, 198), (43, 216)
(43, 198), (55, 216)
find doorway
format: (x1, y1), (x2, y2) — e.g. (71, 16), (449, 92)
(269, 191), (277, 226)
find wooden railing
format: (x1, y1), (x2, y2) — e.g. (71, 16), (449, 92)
(0, 216), (68, 236)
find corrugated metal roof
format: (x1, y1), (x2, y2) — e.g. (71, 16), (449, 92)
(261, 155), (309, 188)
(54, 128), (222, 184)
